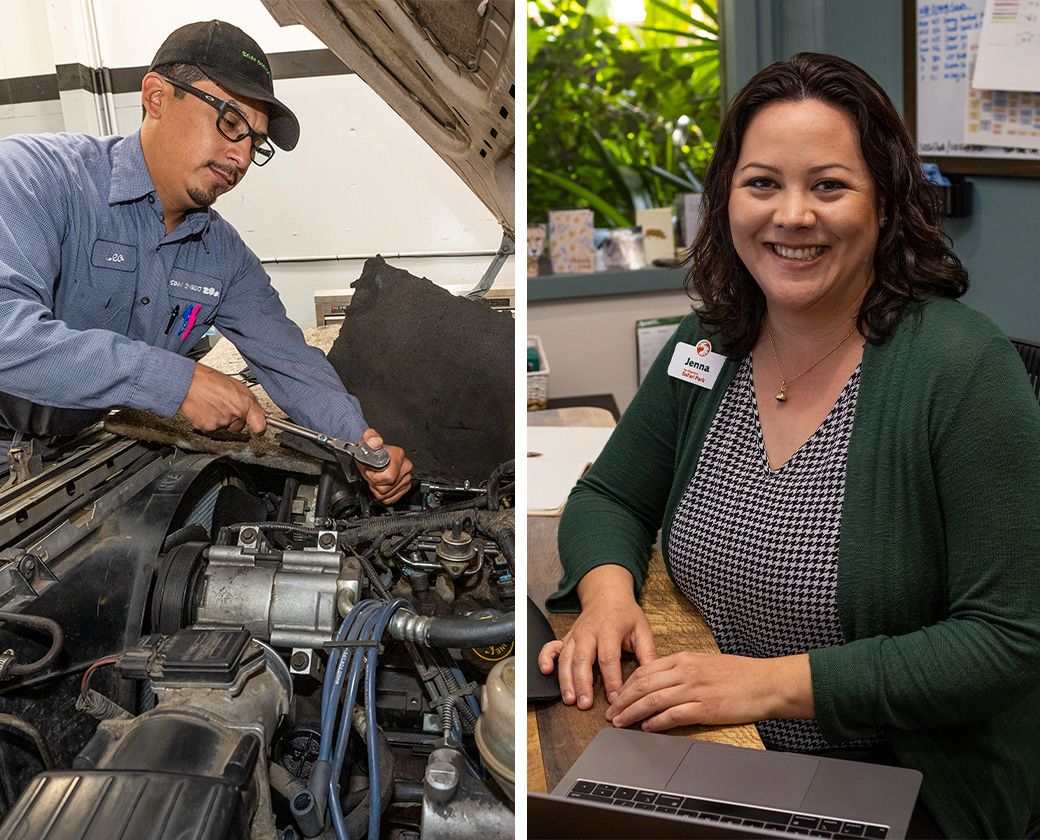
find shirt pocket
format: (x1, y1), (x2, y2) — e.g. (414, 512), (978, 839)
(67, 239), (139, 332)
(164, 268), (223, 351)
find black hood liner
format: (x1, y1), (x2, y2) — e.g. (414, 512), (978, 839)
(326, 256), (513, 483)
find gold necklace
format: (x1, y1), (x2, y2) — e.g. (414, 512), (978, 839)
(765, 319), (858, 402)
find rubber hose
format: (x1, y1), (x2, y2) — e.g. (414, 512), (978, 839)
(343, 724), (395, 840)
(475, 509), (515, 567)
(231, 522), (321, 537)
(493, 525), (515, 568)
(339, 508), (480, 547)
(0, 612), (64, 678)
(0, 714), (54, 769)
(393, 781), (424, 803)
(315, 467), (335, 523)
(357, 535), (392, 600)
(276, 477), (300, 524)
(269, 762), (323, 838)
(426, 611), (514, 648)
(485, 459), (514, 509)
(379, 527), (422, 560)
(341, 507), (513, 549)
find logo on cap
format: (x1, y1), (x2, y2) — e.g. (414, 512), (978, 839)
(241, 50), (271, 78)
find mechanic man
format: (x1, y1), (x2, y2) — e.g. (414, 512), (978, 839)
(0, 20), (412, 503)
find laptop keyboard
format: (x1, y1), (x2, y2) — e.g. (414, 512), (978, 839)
(565, 780), (889, 838)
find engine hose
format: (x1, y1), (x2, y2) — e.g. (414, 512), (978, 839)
(339, 508), (479, 547)
(426, 611), (514, 648)
(340, 507), (512, 548)
(315, 467), (335, 523)
(485, 459), (514, 509)
(342, 724), (395, 840)
(276, 477), (300, 524)
(475, 509), (515, 568)
(0, 714), (54, 769)
(361, 557), (391, 602)
(230, 521), (321, 538)
(269, 762), (323, 838)
(393, 781), (424, 803)
(355, 536), (392, 601)
(0, 612), (64, 679)
(379, 527), (422, 560)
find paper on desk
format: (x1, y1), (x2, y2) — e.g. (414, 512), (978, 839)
(527, 426), (614, 515)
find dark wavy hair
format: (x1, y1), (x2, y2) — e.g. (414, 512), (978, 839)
(686, 52), (968, 358)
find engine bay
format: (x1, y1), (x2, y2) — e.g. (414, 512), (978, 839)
(0, 429), (515, 839)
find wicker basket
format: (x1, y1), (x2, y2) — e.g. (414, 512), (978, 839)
(527, 335), (550, 410)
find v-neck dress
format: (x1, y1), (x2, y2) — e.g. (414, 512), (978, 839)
(668, 356), (879, 751)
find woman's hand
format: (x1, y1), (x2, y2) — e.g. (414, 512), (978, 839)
(538, 565), (658, 709)
(605, 651), (814, 732)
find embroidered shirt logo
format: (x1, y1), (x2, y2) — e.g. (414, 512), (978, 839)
(169, 278), (220, 298)
(90, 239), (136, 272)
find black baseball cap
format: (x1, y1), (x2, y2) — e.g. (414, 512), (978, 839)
(149, 20), (300, 151)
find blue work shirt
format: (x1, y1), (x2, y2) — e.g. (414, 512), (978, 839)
(0, 129), (367, 441)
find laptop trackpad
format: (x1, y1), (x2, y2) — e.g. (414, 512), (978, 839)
(666, 741), (819, 810)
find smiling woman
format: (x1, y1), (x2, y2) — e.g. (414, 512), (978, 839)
(541, 52), (1040, 839)
(728, 100), (881, 337)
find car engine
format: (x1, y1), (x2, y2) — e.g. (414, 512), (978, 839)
(0, 430), (515, 839)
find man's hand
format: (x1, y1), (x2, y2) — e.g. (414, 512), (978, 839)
(179, 363), (266, 434)
(538, 565), (658, 709)
(356, 428), (413, 504)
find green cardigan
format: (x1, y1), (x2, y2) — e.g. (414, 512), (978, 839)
(548, 298), (1040, 839)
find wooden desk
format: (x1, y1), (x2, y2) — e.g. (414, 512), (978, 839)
(527, 407), (764, 795)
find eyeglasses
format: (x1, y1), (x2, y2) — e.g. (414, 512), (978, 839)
(161, 75), (275, 166)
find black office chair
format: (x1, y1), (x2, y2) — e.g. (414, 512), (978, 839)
(1010, 337), (1040, 405)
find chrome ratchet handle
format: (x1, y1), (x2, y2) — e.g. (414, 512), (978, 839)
(265, 416), (391, 469)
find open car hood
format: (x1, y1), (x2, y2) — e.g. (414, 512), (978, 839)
(261, 0), (515, 234)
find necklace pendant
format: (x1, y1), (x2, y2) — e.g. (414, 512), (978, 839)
(775, 387), (787, 402)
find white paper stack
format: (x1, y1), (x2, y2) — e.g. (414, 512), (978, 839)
(527, 426), (615, 515)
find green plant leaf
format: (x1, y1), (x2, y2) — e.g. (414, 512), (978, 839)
(618, 164), (656, 211)
(643, 0), (703, 27)
(527, 0), (719, 225)
(643, 163), (701, 192)
(528, 165), (634, 228)
(635, 26), (719, 41)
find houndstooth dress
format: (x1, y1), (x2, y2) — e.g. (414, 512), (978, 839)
(668, 356), (882, 752)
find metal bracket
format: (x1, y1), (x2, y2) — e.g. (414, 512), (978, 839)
(3, 439), (43, 489)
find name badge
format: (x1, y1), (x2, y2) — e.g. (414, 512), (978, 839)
(667, 340), (726, 390)
(90, 239), (137, 272)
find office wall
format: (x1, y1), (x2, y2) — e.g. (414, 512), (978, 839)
(0, 0), (512, 328)
(529, 289), (696, 411)
(723, 0), (1040, 342)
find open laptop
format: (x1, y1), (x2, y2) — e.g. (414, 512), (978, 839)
(529, 728), (922, 839)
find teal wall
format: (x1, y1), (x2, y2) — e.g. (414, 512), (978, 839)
(721, 0), (1040, 341)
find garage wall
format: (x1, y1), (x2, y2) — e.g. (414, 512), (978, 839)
(0, 0), (513, 327)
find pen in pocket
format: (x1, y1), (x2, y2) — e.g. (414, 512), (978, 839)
(178, 304), (201, 340)
(165, 305), (180, 335)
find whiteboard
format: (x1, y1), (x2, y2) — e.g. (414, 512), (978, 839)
(909, 0), (1040, 174)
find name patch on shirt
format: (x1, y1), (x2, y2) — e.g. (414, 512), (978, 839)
(667, 340), (726, 390)
(168, 276), (221, 302)
(90, 239), (137, 272)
